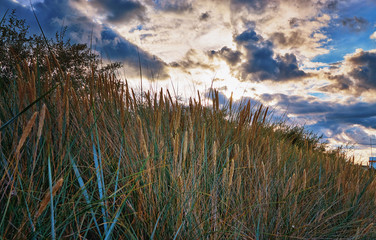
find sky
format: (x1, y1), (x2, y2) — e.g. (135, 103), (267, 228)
(1, 0), (376, 164)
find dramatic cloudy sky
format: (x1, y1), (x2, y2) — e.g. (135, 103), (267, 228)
(2, 0), (376, 164)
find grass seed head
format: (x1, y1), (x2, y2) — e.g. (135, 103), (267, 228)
(35, 178), (64, 220)
(16, 112), (38, 159)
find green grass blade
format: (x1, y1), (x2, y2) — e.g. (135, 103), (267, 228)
(70, 154), (102, 237)
(173, 221), (184, 240)
(91, 134), (108, 233)
(47, 155), (56, 240)
(113, 143), (123, 211)
(0, 84), (58, 131)
(104, 196), (127, 240)
(17, 177), (36, 238)
(150, 208), (165, 240)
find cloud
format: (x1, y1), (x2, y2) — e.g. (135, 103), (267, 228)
(288, 18), (301, 28)
(235, 29), (307, 82)
(88, 0), (147, 24)
(231, 0), (276, 13)
(341, 16), (369, 32)
(170, 49), (214, 74)
(261, 94), (332, 115)
(318, 49), (376, 96)
(154, 0), (194, 13)
(371, 31), (376, 40)
(342, 127), (373, 146)
(199, 12), (210, 21)
(347, 50), (376, 89)
(100, 28), (169, 79)
(234, 0), (332, 59)
(319, 74), (353, 92)
(325, 0), (339, 11)
(0, 0), (98, 42)
(241, 43), (278, 81)
(261, 93), (376, 129)
(235, 29), (260, 43)
(276, 54), (307, 80)
(270, 31), (305, 48)
(325, 102), (376, 129)
(209, 47), (242, 66)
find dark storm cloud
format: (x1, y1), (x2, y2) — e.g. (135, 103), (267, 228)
(199, 12), (210, 21)
(276, 54), (306, 79)
(235, 29), (307, 81)
(326, 0), (339, 10)
(261, 93), (376, 130)
(320, 74), (353, 92)
(100, 28), (168, 79)
(170, 49), (214, 74)
(320, 50), (376, 95)
(270, 31), (305, 48)
(36, 0), (99, 42)
(289, 18), (302, 28)
(341, 16), (369, 32)
(88, 0), (147, 24)
(1, 0), (95, 41)
(1, 0), (168, 79)
(231, 0), (276, 13)
(348, 51), (376, 90)
(235, 29), (260, 43)
(241, 42), (279, 80)
(154, 0), (193, 13)
(209, 47), (242, 66)
(326, 102), (376, 128)
(261, 94), (332, 114)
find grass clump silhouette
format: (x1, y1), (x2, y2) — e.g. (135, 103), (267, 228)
(1, 10), (376, 240)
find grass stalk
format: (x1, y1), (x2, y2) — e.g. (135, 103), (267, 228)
(47, 155), (56, 240)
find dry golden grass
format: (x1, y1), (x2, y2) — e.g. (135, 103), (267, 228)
(0, 56), (376, 239)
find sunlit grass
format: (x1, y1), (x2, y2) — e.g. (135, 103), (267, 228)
(0, 56), (376, 239)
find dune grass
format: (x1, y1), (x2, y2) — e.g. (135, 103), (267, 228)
(1, 56), (376, 239)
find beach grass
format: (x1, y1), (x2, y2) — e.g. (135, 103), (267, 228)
(1, 56), (376, 239)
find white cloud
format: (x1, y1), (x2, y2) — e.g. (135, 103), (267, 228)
(370, 31), (376, 40)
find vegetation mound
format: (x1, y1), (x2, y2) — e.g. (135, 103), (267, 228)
(1, 10), (376, 239)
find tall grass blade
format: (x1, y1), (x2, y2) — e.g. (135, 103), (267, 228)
(150, 207), (165, 240)
(104, 194), (129, 240)
(0, 85), (57, 131)
(47, 155), (56, 240)
(113, 143), (123, 211)
(70, 154), (102, 237)
(17, 177), (36, 238)
(91, 134), (108, 233)
(173, 221), (184, 240)
(0, 9), (9, 26)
